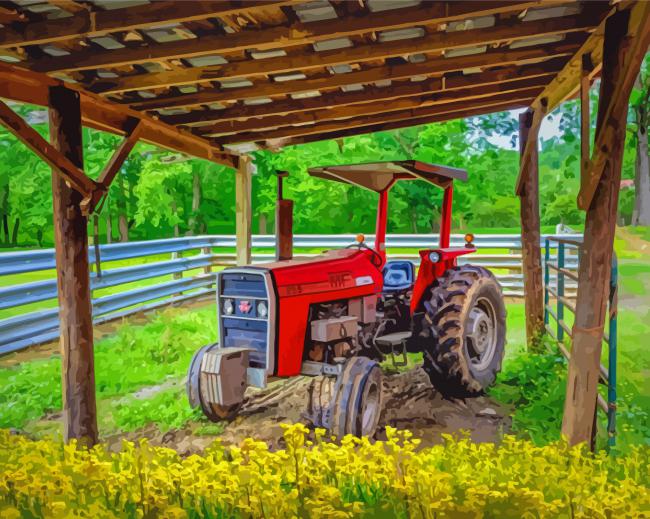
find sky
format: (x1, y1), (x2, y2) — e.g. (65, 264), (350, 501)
(486, 108), (563, 149)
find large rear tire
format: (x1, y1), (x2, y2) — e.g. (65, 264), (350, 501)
(421, 265), (506, 396)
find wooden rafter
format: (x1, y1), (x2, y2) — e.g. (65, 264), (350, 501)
(91, 15), (598, 95)
(276, 99), (530, 148)
(202, 78), (549, 138)
(0, 1), (298, 48)
(0, 6), (27, 24)
(0, 98), (98, 199)
(578, 0), (650, 210)
(131, 39), (584, 111)
(0, 61), (235, 167)
(47, 1), (88, 14)
(165, 59), (567, 127)
(220, 91), (538, 145)
(34, 1), (562, 74)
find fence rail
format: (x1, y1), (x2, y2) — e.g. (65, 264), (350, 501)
(0, 233), (581, 355)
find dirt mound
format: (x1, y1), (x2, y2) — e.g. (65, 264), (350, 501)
(124, 367), (511, 456)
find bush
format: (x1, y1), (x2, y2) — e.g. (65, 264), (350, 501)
(1, 425), (648, 518)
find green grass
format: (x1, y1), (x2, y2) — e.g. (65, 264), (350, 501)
(1, 226), (648, 448)
(0, 306), (217, 432)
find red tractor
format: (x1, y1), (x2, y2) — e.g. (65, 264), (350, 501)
(187, 161), (506, 438)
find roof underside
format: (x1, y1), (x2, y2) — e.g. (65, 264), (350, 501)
(309, 160), (467, 192)
(0, 1), (612, 164)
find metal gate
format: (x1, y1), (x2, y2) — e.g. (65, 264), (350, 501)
(543, 236), (618, 447)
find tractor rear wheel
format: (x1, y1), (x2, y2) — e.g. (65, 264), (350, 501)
(421, 265), (506, 396)
(329, 357), (383, 438)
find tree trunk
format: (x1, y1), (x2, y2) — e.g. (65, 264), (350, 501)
(118, 213), (129, 242)
(0, 184), (8, 244)
(117, 174), (129, 242)
(259, 213), (268, 235)
(2, 213), (8, 245)
(188, 171), (202, 235)
(10, 217), (19, 245)
(171, 199), (180, 238)
(632, 98), (650, 225)
(105, 212), (112, 243)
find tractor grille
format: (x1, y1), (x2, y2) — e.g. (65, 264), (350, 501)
(218, 271), (269, 369)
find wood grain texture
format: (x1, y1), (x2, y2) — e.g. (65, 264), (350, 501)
(130, 39), (584, 111)
(518, 109), (544, 351)
(49, 85), (98, 447)
(561, 7), (640, 447)
(236, 156), (253, 266)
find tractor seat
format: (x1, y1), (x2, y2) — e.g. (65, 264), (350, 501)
(382, 260), (415, 292)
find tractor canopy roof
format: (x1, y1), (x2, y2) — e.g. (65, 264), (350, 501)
(308, 161), (467, 193)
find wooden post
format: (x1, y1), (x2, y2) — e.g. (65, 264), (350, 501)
(580, 54), (593, 184)
(235, 155), (252, 266)
(518, 108), (544, 351)
(49, 85), (98, 446)
(276, 171), (293, 261)
(561, 8), (641, 446)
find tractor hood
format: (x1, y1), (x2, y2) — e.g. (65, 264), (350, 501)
(252, 248), (384, 298)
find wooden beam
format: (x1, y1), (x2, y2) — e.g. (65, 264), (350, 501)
(49, 84), (98, 447)
(236, 155), (252, 266)
(201, 77), (551, 138)
(518, 109), (544, 351)
(166, 60), (566, 127)
(0, 97), (98, 199)
(97, 118), (143, 187)
(131, 38), (584, 111)
(0, 1), (297, 48)
(34, 1), (559, 73)
(276, 99), (530, 148)
(578, 0), (650, 210)
(47, 0), (88, 14)
(218, 90), (541, 144)
(561, 6), (644, 447)
(0, 61), (235, 167)
(514, 3), (619, 195)
(92, 15), (598, 95)
(580, 54), (593, 185)
(0, 6), (27, 24)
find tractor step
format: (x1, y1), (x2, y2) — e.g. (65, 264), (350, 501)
(375, 331), (411, 367)
(375, 331), (412, 346)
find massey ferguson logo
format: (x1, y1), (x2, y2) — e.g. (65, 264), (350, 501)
(238, 300), (251, 313)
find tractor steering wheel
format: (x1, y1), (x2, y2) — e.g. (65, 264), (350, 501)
(346, 235), (384, 268)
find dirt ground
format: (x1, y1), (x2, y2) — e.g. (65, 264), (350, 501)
(105, 367), (511, 456)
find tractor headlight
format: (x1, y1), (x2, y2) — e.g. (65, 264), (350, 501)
(429, 251), (441, 263)
(257, 301), (268, 318)
(465, 233), (475, 246)
(223, 299), (234, 315)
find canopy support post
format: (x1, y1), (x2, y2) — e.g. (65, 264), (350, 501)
(518, 108), (544, 351)
(49, 85), (98, 447)
(562, 7), (647, 447)
(276, 171), (293, 261)
(236, 155), (252, 266)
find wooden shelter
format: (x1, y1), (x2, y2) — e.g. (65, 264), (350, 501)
(0, 0), (648, 447)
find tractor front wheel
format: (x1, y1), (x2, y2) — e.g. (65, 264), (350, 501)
(329, 357), (383, 438)
(421, 265), (506, 396)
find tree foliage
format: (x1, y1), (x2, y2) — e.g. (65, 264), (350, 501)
(0, 68), (647, 247)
